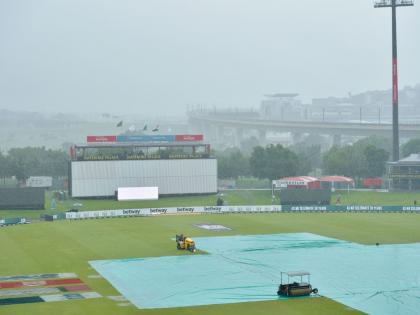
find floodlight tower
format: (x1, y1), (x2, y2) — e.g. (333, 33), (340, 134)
(374, 0), (414, 162)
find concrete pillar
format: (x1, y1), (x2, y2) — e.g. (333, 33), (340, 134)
(201, 122), (212, 143)
(187, 118), (201, 134)
(211, 124), (226, 147)
(206, 124), (223, 146)
(258, 129), (266, 145)
(216, 125), (224, 143)
(292, 132), (303, 144)
(332, 134), (342, 147)
(234, 127), (244, 148)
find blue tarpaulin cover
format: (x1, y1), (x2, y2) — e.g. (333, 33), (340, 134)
(90, 233), (420, 314)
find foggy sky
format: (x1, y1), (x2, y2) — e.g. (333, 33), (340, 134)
(0, 0), (419, 116)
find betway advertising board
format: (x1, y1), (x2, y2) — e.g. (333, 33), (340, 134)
(86, 136), (117, 143)
(64, 205), (420, 220)
(65, 205), (282, 219)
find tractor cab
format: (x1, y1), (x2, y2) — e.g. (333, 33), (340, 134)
(277, 271), (318, 297)
(175, 234), (196, 252)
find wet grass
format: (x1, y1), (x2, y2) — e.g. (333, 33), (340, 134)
(2, 212), (420, 314)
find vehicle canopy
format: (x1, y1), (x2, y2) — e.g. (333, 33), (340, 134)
(281, 271), (311, 284)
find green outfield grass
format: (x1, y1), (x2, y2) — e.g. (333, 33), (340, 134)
(1, 189), (420, 219)
(2, 213), (420, 315)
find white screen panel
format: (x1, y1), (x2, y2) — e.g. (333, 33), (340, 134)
(117, 187), (159, 201)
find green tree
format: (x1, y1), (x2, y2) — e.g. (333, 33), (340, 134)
(322, 146), (350, 176)
(401, 139), (420, 158)
(217, 148), (250, 179)
(250, 144), (299, 180)
(290, 143), (322, 174)
(7, 147), (69, 179)
(355, 135), (392, 154)
(323, 145), (366, 179)
(7, 149), (33, 181)
(240, 136), (260, 155)
(0, 152), (13, 184)
(363, 145), (389, 177)
(323, 141), (389, 180)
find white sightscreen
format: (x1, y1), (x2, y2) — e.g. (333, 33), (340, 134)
(70, 159), (217, 198)
(117, 187), (159, 201)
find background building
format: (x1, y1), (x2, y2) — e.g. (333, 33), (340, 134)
(388, 154), (420, 191)
(260, 93), (304, 121)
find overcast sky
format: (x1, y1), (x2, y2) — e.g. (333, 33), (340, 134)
(0, 0), (419, 116)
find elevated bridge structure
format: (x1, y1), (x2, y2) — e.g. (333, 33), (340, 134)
(188, 111), (420, 147)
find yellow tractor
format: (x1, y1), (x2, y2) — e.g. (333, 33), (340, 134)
(176, 234), (196, 252)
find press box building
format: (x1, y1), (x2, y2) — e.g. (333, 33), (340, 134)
(69, 135), (217, 198)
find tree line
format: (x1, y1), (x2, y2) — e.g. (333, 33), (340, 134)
(217, 143), (322, 181)
(0, 147), (69, 182)
(217, 135), (420, 181)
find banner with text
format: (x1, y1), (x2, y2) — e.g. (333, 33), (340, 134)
(65, 205), (282, 219)
(64, 205), (420, 220)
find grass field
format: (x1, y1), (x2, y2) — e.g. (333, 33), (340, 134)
(2, 189), (420, 219)
(2, 212), (420, 315)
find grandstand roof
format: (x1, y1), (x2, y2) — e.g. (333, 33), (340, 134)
(398, 154), (420, 163)
(320, 176), (354, 183)
(279, 176), (319, 183)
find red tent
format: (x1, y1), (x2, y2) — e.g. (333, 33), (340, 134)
(320, 176), (355, 190)
(275, 176), (321, 189)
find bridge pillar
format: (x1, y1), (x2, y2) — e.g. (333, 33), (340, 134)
(258, 129), (266, 145)
(187, 118), (201, 134)
(205, 124), (220, 146)
(332, 134), (342, 147)
(292, 132), (303, 144)
(199, 122), (213, 144)
(234, 127), (244, 148)
(213, 124), (225, 146)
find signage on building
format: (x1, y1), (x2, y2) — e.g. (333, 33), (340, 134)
(86, 135), (204, 144)
(175, 135), (203, 142)
(86, 136), (117, 143)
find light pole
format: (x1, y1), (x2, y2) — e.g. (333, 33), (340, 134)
(374, 0), (414, 161)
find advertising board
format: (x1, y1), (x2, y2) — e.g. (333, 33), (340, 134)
(26, 177), (53, 188)
(116, 135), (175, 142)
(86, 135), (204, 144)
(64, 204), (420, 220)
(175, 135), (203, 142)
(86, 136), (117, 143)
